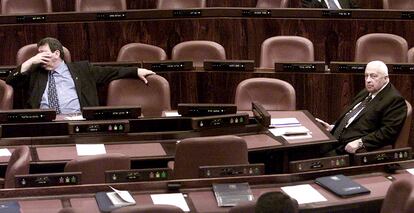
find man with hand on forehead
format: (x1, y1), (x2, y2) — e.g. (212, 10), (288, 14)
(317, 60), (407, 155)
(6, 37), (155, 115)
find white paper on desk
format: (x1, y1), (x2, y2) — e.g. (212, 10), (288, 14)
(281, 184), (327, 204)
(406, 168), (414, 175)
(270, 118), (300, 128)
(0, 148), (11, 156)
(164, 111), (181, 117)
(107, 186), (136, 206)
(269, 126), (310, 136)
(64, 115), (85, 120)
(76, 144), (106, 156)
(151, 193), (190, 212)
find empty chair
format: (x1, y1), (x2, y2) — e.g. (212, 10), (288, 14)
(75, 0), (126, 12)
(171, 135), (248, 179)
(16, 43), (72, 65)
(355, 33), (408, 63)
(106, 75), (171, 117)
(64, 153), (130, 184)
(235, 78), (296, 111)
(380, 178), (414, 213)
(0, 80), (13, 110)
(256, 0), (289, 8)
(2, 0), (52, 15)
(260, 36), (314, 68)
(383, 0), (414, 9)
(1, 146), (31, 188)
(255, 191), (299, 213)
(156, 0), (206, 9)
(408, 47), (414, 63)
(394, 101), (412, 148)
(228, 201), (256, 213)
(117, 43), (167, 62)
(111, 205), (185, 213)
(171, 40), (226, 67)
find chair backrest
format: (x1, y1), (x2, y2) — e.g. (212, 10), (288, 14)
(355, 33), (408, 63)
(106, 75), (171, 117)
(228, 201), (256, 213)
(57, 208), (82, 213)
(111, 205), (185, 213)
(255, 191), (299, 213)
(173, 135), (248, 179)
(2, 0), (52, 14)
(380, 178), (414, 213)
(75, 0), (126, 12)
(16, 43), (72, 65)
(117, 43), (167, 62)
(5, 146), (30, 188)
(235, 77), (296, 111)
(64, 153), (130, 184)
(383, 0), (414, 9)
(394, 100), (412, 149)
(408, 47), (414, 63)
(156, 0), (206, 9)
(171, 40), (226, 67)
(0, 80), (13, 110)
(256, 0), (289, 8)
(260, 36), (314, 68)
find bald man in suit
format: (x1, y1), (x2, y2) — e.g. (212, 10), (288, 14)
(302, 0), (359, 9)
(317, 61), (407, 155)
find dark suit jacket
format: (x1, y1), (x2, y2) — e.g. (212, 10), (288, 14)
(6, 61), (138, 109)
(302, 0), (359, 9)
(331, 83), (407, 153)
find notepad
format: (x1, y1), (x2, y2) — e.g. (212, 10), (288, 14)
(315, 174), (370, 197)
(106, 186), (136, 207)
(76, 144), (106, 156)
(150, 193), (190, 212)
(281, 184), (327, 204)
(213, 183), (254, 207)
(270, 118), (301, 128)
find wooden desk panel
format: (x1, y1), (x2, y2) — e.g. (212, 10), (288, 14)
(18, 199), (62, 213)
(240, 134), (283, 149)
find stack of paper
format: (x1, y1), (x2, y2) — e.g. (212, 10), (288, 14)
(269, 126), (312, 140)
(0, 148), (11, 157)
(270, 118), (301, 128)
(107, 186), (136, 207)
(281, 184), (327, 204)
(150, 193), (190, 212)
(76, 144), (106, 156)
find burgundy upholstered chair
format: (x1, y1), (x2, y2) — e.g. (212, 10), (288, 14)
(383, 0), (414, 9)
(1, 0), (52, 14)
(259, 36), (314, 68)
(111, 205), (185, 213)
(64, 153), (130, 184)
(355, 33), (408, 63)
(2, 146), (31, 188)
(75, 0), (126, 12)
(393, 101), (412, 149)
(256, 0), (289, 8)
(381, 178), (414, 213)
(106, 75), (171, 117)
(170, 135), (249, 179)
(117, 43), (167, 62)
(171, 40), (226, 67)
(57, 208), (82, 213)
(0, 80), (13, 110)
(235, 78), (296, 111)
(156, 0), (206, 9)
(408, 47), (414, 63)
(16, 43), (72, 65)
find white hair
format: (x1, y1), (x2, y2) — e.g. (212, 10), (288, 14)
(366, 60), (388, 76)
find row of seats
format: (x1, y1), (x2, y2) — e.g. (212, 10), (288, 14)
(14, 33), (414, 69)
(1, 0), (287, 14)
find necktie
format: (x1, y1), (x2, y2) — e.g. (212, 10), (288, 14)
(326, 0), (339, 9)
(48, 71), (61, 114)
(332, 95), (372, 138)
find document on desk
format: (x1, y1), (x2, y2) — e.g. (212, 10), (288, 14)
(0, 148), (11, 156)
(281, 184), (327, 204)
(270, 117), (301, 128)
(269, 126), (312, 140)
(150, 193), (190, 212)
(164, 111), (181, 117)
(406, 168), (414, 175)
(76, 144), (106, 156)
